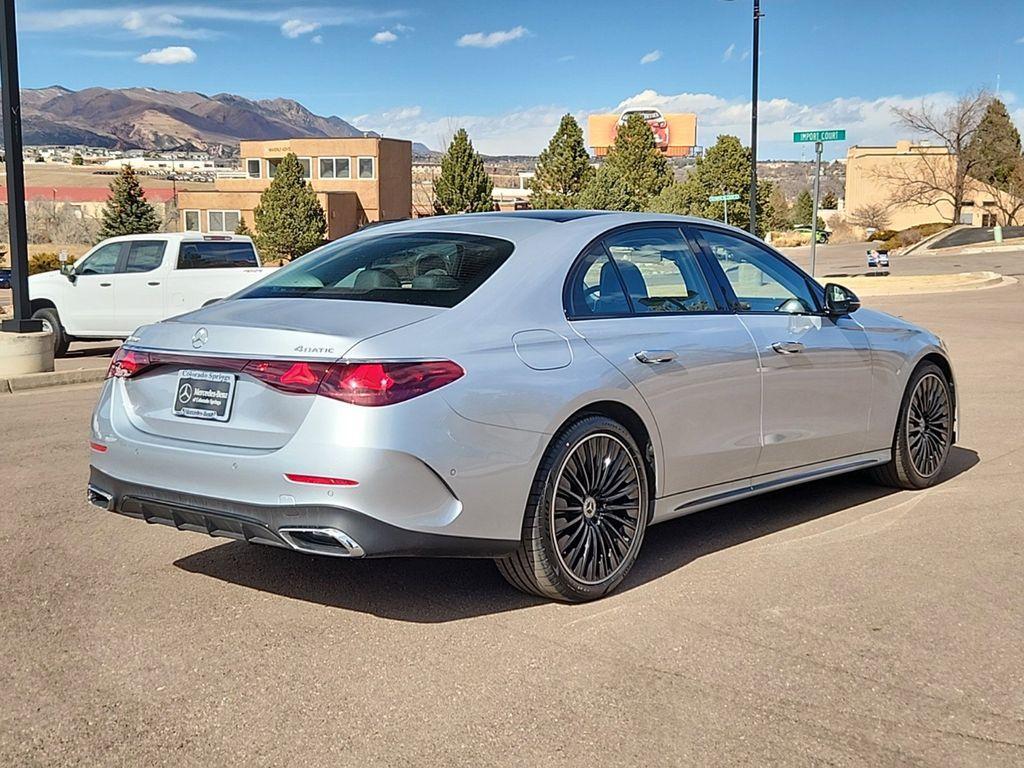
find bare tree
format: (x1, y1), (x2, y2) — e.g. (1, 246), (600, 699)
(876, 90), (990, 224)
(847, 202), (892, 231)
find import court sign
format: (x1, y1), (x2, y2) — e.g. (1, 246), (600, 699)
(793, 129), (846, 143)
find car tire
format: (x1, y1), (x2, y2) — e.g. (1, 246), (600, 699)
(496, 415), (650, 602)
(31, 307), (70, 358)
(870, 362), (953, 490)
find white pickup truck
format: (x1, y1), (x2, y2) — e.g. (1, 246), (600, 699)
(29, 233), (276, 356)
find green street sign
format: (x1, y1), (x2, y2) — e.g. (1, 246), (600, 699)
(709, 193), (741, 202)
(793, 129), (846, 143)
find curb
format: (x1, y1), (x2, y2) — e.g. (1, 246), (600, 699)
(0, 367), (107, 394)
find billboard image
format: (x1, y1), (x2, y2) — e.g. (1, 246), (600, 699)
(588, 111), (698, 157)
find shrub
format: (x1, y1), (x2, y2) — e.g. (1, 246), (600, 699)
(28, 252), (66, 275)
(868, 229), (898, 242)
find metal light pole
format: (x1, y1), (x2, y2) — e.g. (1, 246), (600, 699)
(748, 0), (762, 236)
(1, 0), (42, 333)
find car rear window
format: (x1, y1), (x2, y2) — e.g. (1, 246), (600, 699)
(236, 232), (515, 309)
(177, 241), (259, 270)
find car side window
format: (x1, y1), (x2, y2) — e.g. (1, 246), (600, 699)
(700, 229), (817, 314)
(77, 243), (123, 275)
(124, 241), (167, 273)
(603, 227), (715, 314)
(569, 245), (630, 317)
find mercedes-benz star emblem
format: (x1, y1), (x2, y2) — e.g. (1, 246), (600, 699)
(191, 327), (208, 349)
(177, 383), (193, 404)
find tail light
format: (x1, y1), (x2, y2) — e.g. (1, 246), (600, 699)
(107, 347), (463, 407)
(319, 361), (464, 406)
(107, 347), (153, 379)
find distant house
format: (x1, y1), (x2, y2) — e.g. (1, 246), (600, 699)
(176, 137), (413, 238)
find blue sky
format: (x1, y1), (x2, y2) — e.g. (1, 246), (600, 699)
(16, 0), (1024, 158)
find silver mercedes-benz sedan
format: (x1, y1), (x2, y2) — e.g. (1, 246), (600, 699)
(87, 211), (957, 602)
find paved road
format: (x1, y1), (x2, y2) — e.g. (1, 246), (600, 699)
(2, 282), (1023, 766)
(779, 241), (1024, 279)
(926, 226), (1024, 250)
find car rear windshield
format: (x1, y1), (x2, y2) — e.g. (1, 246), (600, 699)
(236, 232), (515, 308)
(177, 241), (259, 270)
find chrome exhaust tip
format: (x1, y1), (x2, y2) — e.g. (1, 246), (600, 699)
(278, 527), (365, 558)
(87, 485), (114, 511)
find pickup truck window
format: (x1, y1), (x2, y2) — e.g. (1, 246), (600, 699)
(125, 241), (167, 273)
(78, 243), (123, 275)
(177, 241), (259, 270)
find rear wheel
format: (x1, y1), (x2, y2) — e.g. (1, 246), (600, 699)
(31, 307), (70, 358)
(496, 415), (649, 602)
(871, 362), (952, 489)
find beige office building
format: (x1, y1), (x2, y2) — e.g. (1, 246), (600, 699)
(177, 137), (412, 240)
(844, 141), (1020, 230)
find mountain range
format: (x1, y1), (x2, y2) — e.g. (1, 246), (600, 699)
(10, 86), (435, 157)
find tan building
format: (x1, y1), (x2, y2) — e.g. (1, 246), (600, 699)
(177, 137), (412, 240)
(844, 141), (1019, 230)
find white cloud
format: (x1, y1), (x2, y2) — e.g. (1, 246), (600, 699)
(135, 45), (197, 65)
(281, 19), (320, 38)
(640, 49), (662, 65)
(456, 26), (528, 48)
(372, 30), (398, 44)
(722, 43), (735, 62)
(21, 5), (406, 40)
(311, 35), (323, 44)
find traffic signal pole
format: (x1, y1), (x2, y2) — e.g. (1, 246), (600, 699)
(1, 0), (42, 333)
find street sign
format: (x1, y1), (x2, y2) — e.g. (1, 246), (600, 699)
(793, 129), (846, 143)
(708, 193), (741, 202)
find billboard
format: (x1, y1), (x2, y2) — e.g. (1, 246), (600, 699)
(588, 111), (697, 157)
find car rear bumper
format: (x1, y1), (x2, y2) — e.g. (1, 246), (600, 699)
(88, 467), (519, 559)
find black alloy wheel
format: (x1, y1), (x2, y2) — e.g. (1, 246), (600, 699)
(496, 415), (649, 602)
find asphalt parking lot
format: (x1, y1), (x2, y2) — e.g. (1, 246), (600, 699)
(2, 276), (1023, 766)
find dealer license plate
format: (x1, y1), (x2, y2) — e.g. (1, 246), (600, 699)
(172, 369), (236, 422)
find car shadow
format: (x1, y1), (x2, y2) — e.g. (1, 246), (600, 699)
(174, 446), (979, 624)
(65, 343), (119, 359)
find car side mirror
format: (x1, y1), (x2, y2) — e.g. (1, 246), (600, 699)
(824, 283), (860, 316)
(60, 263), (76, 282)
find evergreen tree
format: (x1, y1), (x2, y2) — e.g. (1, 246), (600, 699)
(528, 114), (594, 209)
(253, 153), (326, 261)
(576, 164), (631, 211)
(821, 190), (839, 209)
(594, 112), (672, 211)
(71, 154), (84, 166)
(434, 129), (494, 214)
(648, 135), (774, 236)
(766, 183), (792, 231)
(98, 164), (160, 240)
(234, 217), (253, 236)
(791, 189), (825, 229)
(968, 98), (1023, 188)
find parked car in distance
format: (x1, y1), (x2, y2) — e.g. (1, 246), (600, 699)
(794, 224), (830, 244)
(0, 268), (11, 290)
(87, 212), (957, 602)
(617, 108), (669, 148)
(28, 234), (275, 356)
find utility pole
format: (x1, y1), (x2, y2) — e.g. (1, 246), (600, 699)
(1, 0), (42, 333)
(748, 0), (762, 236)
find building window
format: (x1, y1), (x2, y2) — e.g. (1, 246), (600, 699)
(183, 209), (201, 232)
(246, 159), (261, 178)
(358, 156), (375, 180)
(208, 210), (241, 233)
(267, 157), (312, 180)
(318, 157), (351, 179)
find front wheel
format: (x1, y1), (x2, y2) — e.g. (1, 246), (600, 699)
(31, 307), (70, 358)
(871, 362), (953, 489)
(496, 415), (649, 602)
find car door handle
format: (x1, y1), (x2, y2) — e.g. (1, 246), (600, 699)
(771, 341), (805, 355)
(147, 281), (161, 286)
(99, 282), (112, 287)
(635, 349), (677, 364)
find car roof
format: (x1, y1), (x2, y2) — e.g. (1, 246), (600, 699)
(357, 210), (759, 243)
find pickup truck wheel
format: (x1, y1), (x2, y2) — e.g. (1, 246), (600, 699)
(31, 307), (70, 358)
